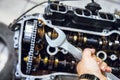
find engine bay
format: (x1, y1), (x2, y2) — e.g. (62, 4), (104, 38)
(11, 1), (120, 80)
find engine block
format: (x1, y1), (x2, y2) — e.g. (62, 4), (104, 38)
(13, 2), (120, 80)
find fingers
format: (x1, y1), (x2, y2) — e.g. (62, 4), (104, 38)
(82, 48), (112, 73)
(96, 57), (103, 64)
(105, 66), (112, 72)
(96, 57), (111, 73)
(82, 48), (95, 58)
(100, 62), (107, 71)
(98, 60), (112, 73)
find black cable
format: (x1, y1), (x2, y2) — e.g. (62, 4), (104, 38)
(9, 1), (48, 31)
(13, 0), (81, 23)
(9, 0), (82, 31)
(12, 0), (82, 23)
(16, 1), (48, 22)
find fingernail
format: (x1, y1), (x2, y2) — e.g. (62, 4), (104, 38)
(102, 66), (106, 71)
(97, 62), (100, 64)
(108, 67), (112, 72)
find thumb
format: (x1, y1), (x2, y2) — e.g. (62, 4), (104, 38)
(82, 48), (95, 58)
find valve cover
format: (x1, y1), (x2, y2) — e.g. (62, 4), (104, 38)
(13, 2), (120, 80)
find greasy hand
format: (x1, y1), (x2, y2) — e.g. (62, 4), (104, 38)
(76, 48), (111, 80)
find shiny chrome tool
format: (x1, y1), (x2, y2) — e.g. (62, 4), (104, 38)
(45, 27), (120, 80)
(45, 27), (82, 60)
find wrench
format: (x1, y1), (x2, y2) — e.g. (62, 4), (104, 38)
(45, 27), (120, 80)
(45, 27), (82, 60)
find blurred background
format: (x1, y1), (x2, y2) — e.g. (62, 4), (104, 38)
(0, 0), (120, 25)
(0, 0), (120, 80)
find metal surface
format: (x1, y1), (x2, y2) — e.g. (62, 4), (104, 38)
(45, 27), (82, 60)
(106, 73), (120, 80)
(9, 1), (120, 79)
(26, 20), (38, 74)
(0, 0), (120, 25)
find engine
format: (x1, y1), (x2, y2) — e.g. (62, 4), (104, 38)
(12, 1), (120, 80)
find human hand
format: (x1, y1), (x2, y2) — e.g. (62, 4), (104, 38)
(76, 48), (111, 80)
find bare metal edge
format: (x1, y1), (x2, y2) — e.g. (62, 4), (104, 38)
(14, 14), (120, 80)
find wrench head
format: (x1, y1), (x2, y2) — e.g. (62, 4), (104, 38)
(45, 27), (66, 47)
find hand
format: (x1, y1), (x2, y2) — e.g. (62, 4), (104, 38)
(76, 48), (111, 80)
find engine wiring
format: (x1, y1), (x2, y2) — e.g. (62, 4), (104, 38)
(11, 0), (120, 79)
(8, 1), (48, 31)
(8, 0), (82, 31)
